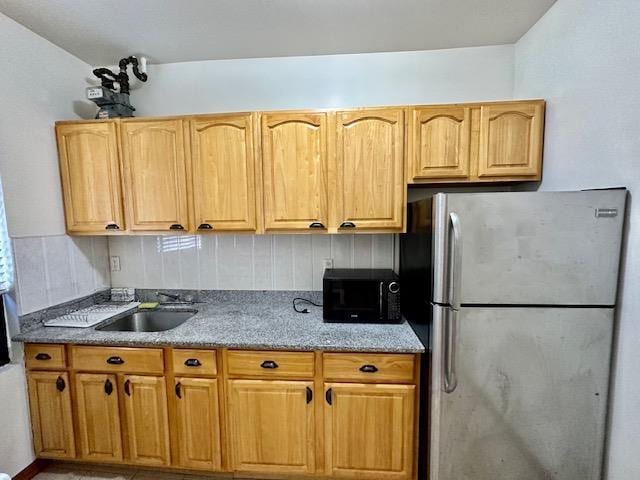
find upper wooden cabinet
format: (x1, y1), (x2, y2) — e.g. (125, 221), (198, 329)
(120, 119), (190, 231)
(408, 100), (545, 183)
(56, 122), (125, 233)
(408, 106), (471, 180)
(190, 114), (259, 232)
(261, 112), (329, 231)
(333, 109), (405, 231)
(478, 101), (544, 178)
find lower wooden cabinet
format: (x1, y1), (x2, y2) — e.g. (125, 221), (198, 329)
(174, 377), (222, 470)
(26, 371), (76, 459)
(25, 345), (419, 479)
(74, 373), (123, 462)
(227, 379), (316, 474)
(122, 375), (171, 466)
(324, 383), (416, 479)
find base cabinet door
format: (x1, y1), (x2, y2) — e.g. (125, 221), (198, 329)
(122, 375), (171, 466)
(324, 383), (415, 479)
(27, 371), (76, 459)
(227, 379), (315, 474)
(174, 377), (222, 470)
(74, 373), (123, 462)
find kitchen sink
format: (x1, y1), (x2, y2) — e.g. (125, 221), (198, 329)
(96, 310), (197, 332)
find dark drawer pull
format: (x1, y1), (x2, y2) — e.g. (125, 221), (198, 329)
(106, 356), (124, 365)
(309, 222), (325, 229)
(35, 353), (52, 361)
(104, 379), (113, 396)
(260, 360), (279, 369)
(105, 223), (120, 230)
(169, 224), (185, 230)
(184, 358), (202, 367)
(56, 376), (66, 392)
(175, 382), (182, 399)
(360, 364), (379, 373)
(340, 221), (356, 228)
(198, 223), (213, 230)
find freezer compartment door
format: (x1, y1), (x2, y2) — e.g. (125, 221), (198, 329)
(429, 306), (613, 480)
(439, 190), (626, 305)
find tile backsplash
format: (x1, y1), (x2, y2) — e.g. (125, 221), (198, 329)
(12, 235), (111, 315)
(109, 234), (395, 291)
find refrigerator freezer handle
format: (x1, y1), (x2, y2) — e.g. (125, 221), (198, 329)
(449, 212), (462, 310)
(444, 309), (458, 393)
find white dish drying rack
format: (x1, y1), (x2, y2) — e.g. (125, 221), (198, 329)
(44, 302), (140, 328)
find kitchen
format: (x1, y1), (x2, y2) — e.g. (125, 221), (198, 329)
(0, 1), (639, 480)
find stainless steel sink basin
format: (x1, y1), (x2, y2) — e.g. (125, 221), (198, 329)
(97, 310), (196, 332)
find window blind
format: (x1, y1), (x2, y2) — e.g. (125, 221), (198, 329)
(0, 179), (13, 294)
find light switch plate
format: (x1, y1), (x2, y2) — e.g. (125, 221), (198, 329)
(323, 258), (333, 270)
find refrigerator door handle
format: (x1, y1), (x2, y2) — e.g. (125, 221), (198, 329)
(449, 212), (462, 310)
(443, 308), (458, 393)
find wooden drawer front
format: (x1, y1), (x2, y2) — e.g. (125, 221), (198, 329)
(323, 353), (416, 383)
(25, 344), (66, 370)
(70, 346), (164, 374)
(172, 349), (217, 376)
(226, 350), (315, 379)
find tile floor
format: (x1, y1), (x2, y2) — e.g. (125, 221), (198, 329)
(33, 463), (237, 480)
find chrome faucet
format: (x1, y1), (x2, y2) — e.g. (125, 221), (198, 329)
(156, 291), (181, 301)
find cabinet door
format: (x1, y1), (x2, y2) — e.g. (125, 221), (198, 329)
(478, 101), (545, 178)
(227, 379), (315, 474)
(261, 112), (328, 231)
(334, 109), (405, 231)
(120, 119), (190, 231)
(122, 375), (171, 466)
(190, 114), (258, 232)
(324, 383), (415, 479)
(27, 371), (75, 459)
(74, 373), (122, 462)
(408, 106), (471, 181)
(56, 122), (124, 233)
(174, 377), (222, 470)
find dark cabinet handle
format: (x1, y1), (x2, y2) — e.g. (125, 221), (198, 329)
(306, 386), (313, 404)
(56, 376), (66, 392)
(169, 224), (185, 230)
(325, 388), (333, 405)
(175, 382), (182, 399)
(260, 360), (279, 369)
(35, 353), (51, 361)
(105, 223), (120, 230)
(309, 222), (325, 229)
(340, 221), (356, 228)
(184, 358), (202, 367)
(359, 364), (379, 373)
(124, 379), (131, 396)
(197, 223), (213, 230)
(104, 379), (113, 395)
(107, 356), (124, 365)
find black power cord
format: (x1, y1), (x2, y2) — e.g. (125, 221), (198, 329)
(293, 297), (322, 314)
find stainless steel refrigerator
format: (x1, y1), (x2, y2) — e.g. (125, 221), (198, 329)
(399, 189), (627, 480)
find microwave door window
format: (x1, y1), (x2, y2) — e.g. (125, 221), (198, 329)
(331, 285), (378, 312)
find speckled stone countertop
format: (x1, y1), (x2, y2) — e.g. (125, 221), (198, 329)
(13, 291), (425, 353)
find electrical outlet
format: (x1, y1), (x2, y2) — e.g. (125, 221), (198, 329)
(323, 258), (333, 270)
(110, 256), (121, 272)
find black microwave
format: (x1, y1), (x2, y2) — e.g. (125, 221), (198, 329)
(323, 269), (401, 323)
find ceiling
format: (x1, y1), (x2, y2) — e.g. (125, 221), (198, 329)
(0, 0), (556, 65)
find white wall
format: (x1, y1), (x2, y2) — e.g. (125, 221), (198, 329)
(514, 1), (640, 478)
(109, 234), (394, 291)
(133, 45), (515, 116)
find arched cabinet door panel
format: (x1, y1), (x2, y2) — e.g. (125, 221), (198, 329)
(478, 101), (544, 178)
(261, 112), (329, 231)
(333, 109), (405, 231)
